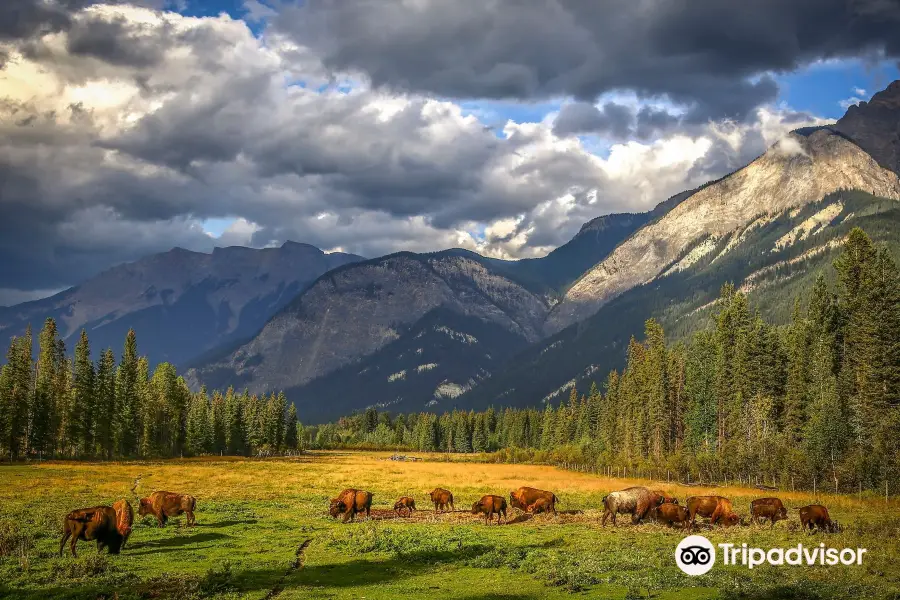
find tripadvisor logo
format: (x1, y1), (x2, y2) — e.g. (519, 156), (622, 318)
(675, 535), (868, 575)
(676, 535), (716, 575)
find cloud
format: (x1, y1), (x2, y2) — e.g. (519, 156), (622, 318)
(0, 3), (829, 301)
(270, 0), (900, 122)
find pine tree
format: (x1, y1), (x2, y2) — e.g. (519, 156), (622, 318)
(472, 413), (487, 452)
(116, 329), (140, 457)
(30, 318), (60, 456)
(95, 348), (117, 458)
(73, 330), (95, 457)
(284, 403), (299, 450)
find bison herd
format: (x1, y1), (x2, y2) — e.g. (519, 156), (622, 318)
(330, 484), (841, 534)
(60, 490), (197, 557)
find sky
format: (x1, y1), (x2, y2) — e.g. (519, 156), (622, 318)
(1, 0), (899, 306)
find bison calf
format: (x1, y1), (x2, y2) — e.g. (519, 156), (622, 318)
(330, 489), (374, 523)
(472, 495), (507, 524)
(649, 490), (678, 506)
(509, 486), (558, 514)
(394, 496), (416, 517)
(427, 488), (454, 512)
(59, 506), (123, 557)
(139, 491), (197, 528)
(651, 503), (690, 528)
(112, 499), (134, 549)
(602, 486), (654, 526)
(527, 497), (553, 514)
(750, 497), (788, 528)
(686, 496), (741, 529)
(799, 504), (840, 533)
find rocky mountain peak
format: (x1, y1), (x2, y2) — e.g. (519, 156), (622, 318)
(835, 79), (900, 176)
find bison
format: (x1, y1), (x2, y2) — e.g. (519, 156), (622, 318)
(798, 505), (840, 533)
(471, 495), (507, 524)
(649, 490), (678, 506)
(427, 488), (454, 512)
(686, 496), (741, 529)
(750, 497), (788, 527)
(329, 488), (374, 522)
(112, 499), (134, 549)
(138, 491), (197, 528)
(527, 497), (554, 514)
(601, 486), (654, 526)
(59, 506), (123, 557)
(393, 496), (416, 517)
(650, 502), (690, 528)
(509, 486), (558, 514)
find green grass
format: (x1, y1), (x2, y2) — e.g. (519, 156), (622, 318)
(1, 452), (898, 599)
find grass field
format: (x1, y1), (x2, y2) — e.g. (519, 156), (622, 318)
(1, 451), (898, 600)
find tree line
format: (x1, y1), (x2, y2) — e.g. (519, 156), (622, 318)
(304, 228), (900, 493)
(0, 327), (300, 460)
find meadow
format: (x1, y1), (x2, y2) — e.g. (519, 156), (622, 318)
(0, 451), (898, 600)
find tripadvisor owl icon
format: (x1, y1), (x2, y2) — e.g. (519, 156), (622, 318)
(676, 535), (716, 575)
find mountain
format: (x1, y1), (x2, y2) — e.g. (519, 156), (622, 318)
(184, 250), (552, 399)
(0, 242), (363, 367)
(506, 188), (695, 292)
(459, 190), (900, 411)
(544, 126), (900, 334)
(835, 80), (900, 175)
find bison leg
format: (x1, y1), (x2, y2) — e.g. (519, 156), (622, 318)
(186, 510), (196, 527)
(69, 524), (83, 558)
(59, 525), (71, 557)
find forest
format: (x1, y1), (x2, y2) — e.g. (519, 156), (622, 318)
(0, 325), (300, 460)
(303, 227), (900, 494)
(1, 227), (897, 495)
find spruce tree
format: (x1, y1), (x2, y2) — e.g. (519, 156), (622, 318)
(73, 330), (94, 457)
(95, 348), (117, 458)
(30, 318), (60, 456)
(284, 403), (299, 450)
(116, 329), (140, 456)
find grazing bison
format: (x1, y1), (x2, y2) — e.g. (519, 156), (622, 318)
(799, 505), (840, 533)
(527, 497), (554, 514)
(138, 491), (197, 528)
(393, 496), (416, 517)
(686, 496), (740, 529)
(428, 488), (454, 512)
(650, 503), (690, 528)
(329, 489), (373, 523)
(649, 490), (678, 506)
(750, 497), (788, 527)
(112, 499), (134, 549)
(59, 506), (123, 557)
(509, 487), (558, 514)
(601, 486), (654, 526)
(471, 495), (507, 524)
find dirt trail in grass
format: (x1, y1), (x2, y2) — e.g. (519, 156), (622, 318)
(263, 537), (313, 599)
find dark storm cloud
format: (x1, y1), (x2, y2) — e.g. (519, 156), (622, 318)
(0, 0), (167, 43)
(274, 0), (900, 120)
(66, 14), (169, 67)
(553, 101), (684, 140)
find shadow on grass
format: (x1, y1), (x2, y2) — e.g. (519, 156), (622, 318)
(127, 531), (228, 552)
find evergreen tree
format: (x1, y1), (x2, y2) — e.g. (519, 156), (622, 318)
(116, 329), (140, 456)
(95, 348), (117, 458)
(285, 404), (299, 450)
(73, 330), (95, 456)
(30, 319), (60, 456)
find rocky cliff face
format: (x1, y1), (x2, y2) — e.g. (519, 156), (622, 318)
(186, 251), (551, 395)
(0, 242), (362, 366)
(544, 128), (900, 333)
(836, 80), (900, 176)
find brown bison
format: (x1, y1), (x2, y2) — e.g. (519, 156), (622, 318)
(471, 495), (507, 524)
(601, 486), (654, 526)
(527, 497), (553, 514)
(112, 499), (134, 549)
(59, 506), (123, 557)
(139, 491), (197, 527)
(329, 488), (374, 522)
(650, 503), (690, 528)
(750, 497), (788, 527)
(393, 496), (416, 517)
(686, 496), (741, 528)
(649, 490), (678, 506)
(509, 486), (558, 514)
(798, 504), (840, 533)
(427, 488), (454, 512)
